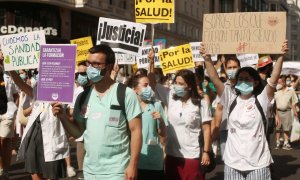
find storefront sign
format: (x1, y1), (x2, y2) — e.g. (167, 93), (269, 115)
(0, 25), (58, 36)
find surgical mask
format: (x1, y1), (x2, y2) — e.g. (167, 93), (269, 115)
(87, 66), (104, 83)
(226, 69), (238, 80)
(139, 86), (154, 101)
(286, 80), (291, 86)
(77, 74), (88, 86)
(235, 81), (254, 95)
(34, 74), (39, 82)
(174, 85), (187, 97)
(276, 84), (283, 90)
(20, 74), (26, 81)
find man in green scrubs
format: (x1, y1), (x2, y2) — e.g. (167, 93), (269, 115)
(52, 45), (142, 180)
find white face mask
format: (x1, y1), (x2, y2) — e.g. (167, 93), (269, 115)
(276, 84), (283, 90)
(226, 69), (238, 80)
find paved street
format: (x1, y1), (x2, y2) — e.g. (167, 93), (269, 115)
(7, 141), (300, 180)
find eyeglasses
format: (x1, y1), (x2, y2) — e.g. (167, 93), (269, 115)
(87, 61), (106, 68)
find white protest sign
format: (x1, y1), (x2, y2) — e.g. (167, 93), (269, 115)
(281, 61), (300, 76)
(137, 45), (161, 69)
(0, 30), (46, 71)
(115, 53), (136, 65)
(190, 42), (218, 62)
(236, 54), (259, 67)
(96, 17), (146, 56)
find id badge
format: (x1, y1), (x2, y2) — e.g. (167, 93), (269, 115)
(108, 109), (120, 127)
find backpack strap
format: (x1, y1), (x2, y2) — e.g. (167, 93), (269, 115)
(116, 83), (131, 137)
(254, 97), (268, 135)
(117, 83), (127, 119)
(228, 96), (238, 119)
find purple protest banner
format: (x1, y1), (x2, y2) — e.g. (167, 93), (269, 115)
(37, 44), (76, 103)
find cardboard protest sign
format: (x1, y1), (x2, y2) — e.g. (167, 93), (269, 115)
(96, 17), (146, 56)
(0, 30), (46, 71)
(190, 42), (218, 62)
(202, 12), (286, 54)
(37, 44), (76, 103)
(135, 0), (174, 23)
(70, 36), (93, 63)
(115, 53), (136, 65)
(137, 45), (161, 69)
(158, 44), (194, 75)
(236, 54), (259, 67)
(281, 61), (300, 76)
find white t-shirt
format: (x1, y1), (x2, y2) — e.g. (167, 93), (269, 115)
(166, 90), (212, 158)
(220, 85), (273, 171)
(216, 81), (235, 131)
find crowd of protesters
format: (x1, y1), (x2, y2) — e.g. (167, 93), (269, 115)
(0, 40), (299, 180)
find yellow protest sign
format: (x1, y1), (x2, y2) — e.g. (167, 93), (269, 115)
(135, 0), (174, 23)
(70, 36), (93, 63)
(202, 12), (286, 54)
(158, 44), (194, 75)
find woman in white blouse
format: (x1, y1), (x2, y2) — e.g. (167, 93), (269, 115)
(149, 67), (212, 180)
(201, 41), (288, 180)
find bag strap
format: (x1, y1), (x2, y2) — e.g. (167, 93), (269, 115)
(117, 83), (127, 119)
(228, 96), (238, 119)
(255, 97), (268, 135)
(117, 83), (131, 137)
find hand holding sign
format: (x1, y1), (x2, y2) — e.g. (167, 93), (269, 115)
(199, 43), (211, 61)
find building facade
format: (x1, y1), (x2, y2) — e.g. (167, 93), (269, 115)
(287, 0), (300, 61)
(0, 0), (208, 48)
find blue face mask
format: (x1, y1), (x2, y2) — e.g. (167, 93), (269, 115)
(87, 66), (104, 83)
(174, 85), (187, 97)
(226, 69), (238, 80)
(77, 74), (88, 86)
(34, 74), (39, 82)
(140, 86), (154, 101)
(20, 74), (26, 81)
(235, 81), (254, 95)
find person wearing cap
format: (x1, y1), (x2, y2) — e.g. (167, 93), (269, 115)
(257, 55), (273, 84)
(257, 56), (278, 150)
(275, 75), (298, 150)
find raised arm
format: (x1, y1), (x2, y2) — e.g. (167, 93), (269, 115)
(9, 71), (33, 97)
(266, 40), (288, 100)
(200, 43), (224, 97)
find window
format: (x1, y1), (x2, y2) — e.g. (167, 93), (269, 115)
(182, 23), (186, 35)
(292, 34), (298, 40)
(0, 8), (5, 25)
(292, 25), (298, 30)
(270, 4), (276, 11)
(109, 0), (113, 5)
(191, 5), (193, 16)
(185, 1), (187, 13)
(123, 0), (126, 9)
